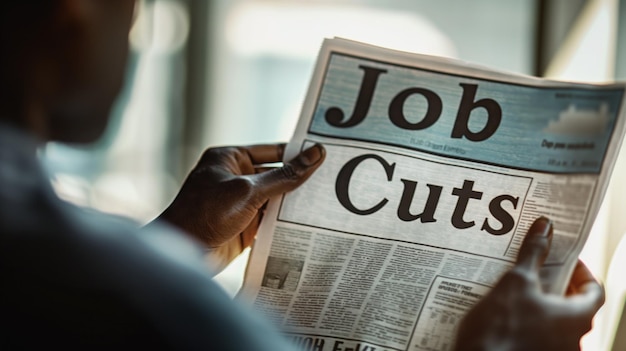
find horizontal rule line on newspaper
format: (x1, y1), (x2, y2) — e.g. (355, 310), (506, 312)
(273, 220), (526, 264)
(297, 138), (534, 181)
(307, 131), (604, 175)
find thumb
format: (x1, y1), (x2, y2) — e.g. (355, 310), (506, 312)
(516, 216), (553, 272)
(252, 143), (326, 200)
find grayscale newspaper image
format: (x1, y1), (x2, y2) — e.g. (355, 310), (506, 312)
(239, 38), (626, 351)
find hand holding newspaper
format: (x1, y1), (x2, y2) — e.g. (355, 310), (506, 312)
(239, 38), (626, 351)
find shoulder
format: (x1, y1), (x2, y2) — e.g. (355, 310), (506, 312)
(0, 129), (292, 348)
(1, 195), (293, 350)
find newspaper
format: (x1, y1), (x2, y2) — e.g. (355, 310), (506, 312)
(239, 38), (626, 351)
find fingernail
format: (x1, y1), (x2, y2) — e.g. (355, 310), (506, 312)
(534, 216), (553, 237)
(299, 144), (324, 167)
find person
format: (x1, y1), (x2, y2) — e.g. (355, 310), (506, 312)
(0, 1), (604, 350)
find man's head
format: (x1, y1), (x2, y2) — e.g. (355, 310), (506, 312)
(0, 0), (135, 143)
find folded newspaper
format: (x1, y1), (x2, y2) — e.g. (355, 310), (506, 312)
(240, 38), (626, 351)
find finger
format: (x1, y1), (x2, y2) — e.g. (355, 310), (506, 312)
(243, 144), (286, 165)
(251, 143), (326, 201)
(241, 211), (264, 248)
(516, 217), (553, 272)
(567, 260), (593, 295)
(565, 261), (605, 315)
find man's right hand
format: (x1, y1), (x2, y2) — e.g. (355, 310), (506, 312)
(157, 143), (325, 272)
(453, 217), (605, 351)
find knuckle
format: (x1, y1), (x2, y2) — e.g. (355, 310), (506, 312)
(225, 177), (255, 197)
(500, 268), (534, 288)
(199, 148), (217, 162)
(199, 146), (228, 163)
(197, 146), (247, 172)
(279, 163), (300, 181)
(202, 146), (240, 158)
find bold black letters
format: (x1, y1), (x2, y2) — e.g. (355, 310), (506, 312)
(389, 88), (442, 130)
(325, 65), (502, 141)
(481, 195), (519, 235)
(451, 180), (483, 229)
(335, 154), (394, 215)
(325, 66), (387, 128)
(334, 154), (518, 236)
(451, 83), (502, 141)
(397, 180), (441, 222)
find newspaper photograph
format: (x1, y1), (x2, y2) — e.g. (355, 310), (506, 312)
(239, 38), (626, 351)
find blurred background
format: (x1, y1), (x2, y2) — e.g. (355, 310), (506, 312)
(42, 0), (626, 349)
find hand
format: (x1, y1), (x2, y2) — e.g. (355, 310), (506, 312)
(453, 217), (604, 351)
(158, 143), (325, 271)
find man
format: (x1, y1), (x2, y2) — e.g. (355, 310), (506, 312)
(0, 1), (604, 350)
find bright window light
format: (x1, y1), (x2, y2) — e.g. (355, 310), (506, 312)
(225, 3), (457, 59)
